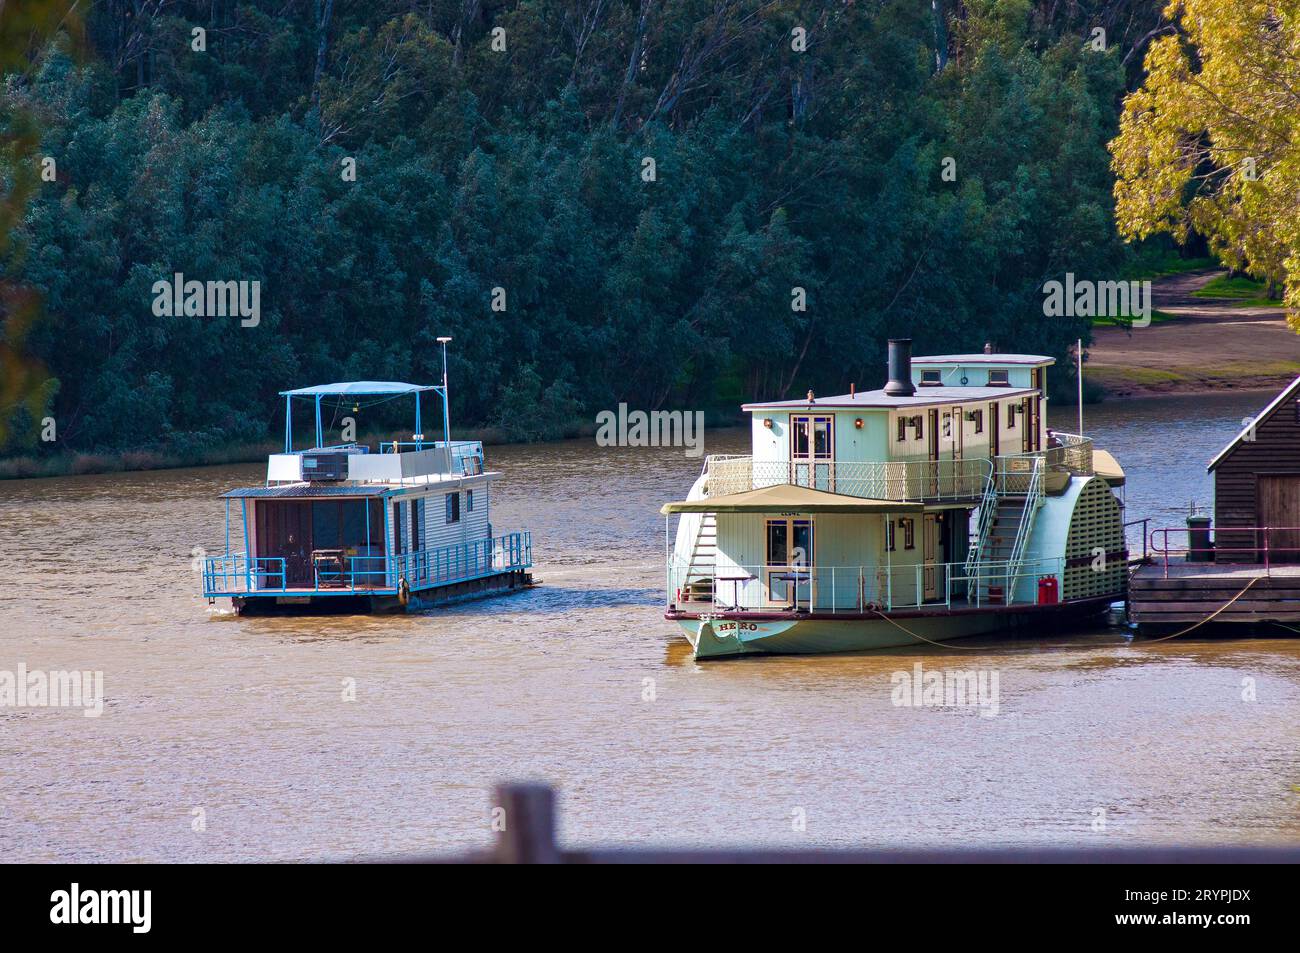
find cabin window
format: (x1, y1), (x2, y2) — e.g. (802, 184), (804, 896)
(1006, 403), (1016, 429)
(972, 409), (984, 434)
(410, 499), (421, 551)
(767, 521), (788, 565)
(467, 489), (474, 512)
(909, 415), (923, 439)
(765, 519), (811, 566)
(920, 370), (942, 387)
(791, 415), (833, 459)
(988, 369), (1009, 386)
(899, 517), (915, 550)
(897, 417), (907, 442)
(445, 492), (461, 524)
(886, 520), (896, 552)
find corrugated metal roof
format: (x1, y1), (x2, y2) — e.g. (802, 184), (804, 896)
(221, 484), (391, 498)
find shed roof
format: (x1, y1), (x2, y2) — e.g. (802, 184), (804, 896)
(1206, 375), (1300, 472)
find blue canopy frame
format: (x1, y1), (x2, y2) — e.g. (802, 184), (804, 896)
(278, 381), (447, 453)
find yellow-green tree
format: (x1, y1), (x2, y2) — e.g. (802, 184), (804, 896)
(1111, 0), (1300, 316)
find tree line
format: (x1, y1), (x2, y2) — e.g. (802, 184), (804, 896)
(1, 0), (1168, 459)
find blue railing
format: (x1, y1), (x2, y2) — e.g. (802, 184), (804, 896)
(202, 554), (286, 595)
(391, 531), (531, 589)
(202, 531), (531, 598)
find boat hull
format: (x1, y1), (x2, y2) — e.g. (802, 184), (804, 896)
(670, 598), (1114, 659)
(229, 570), (535, 616)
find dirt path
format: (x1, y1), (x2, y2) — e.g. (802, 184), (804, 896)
(1086, 270), (1300, 397)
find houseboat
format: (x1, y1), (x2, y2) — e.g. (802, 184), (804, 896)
(202, 375), (532, 615)
(662, 340), (1128, 658)
(1130, 374), (1300, 631)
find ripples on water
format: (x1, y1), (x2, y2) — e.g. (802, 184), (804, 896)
(0, 392), (1297, 860)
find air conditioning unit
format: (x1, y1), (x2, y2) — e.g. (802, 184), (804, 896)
(301, 451), (350, 481)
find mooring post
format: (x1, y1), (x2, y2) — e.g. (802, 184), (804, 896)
(494, 783), (560, 864)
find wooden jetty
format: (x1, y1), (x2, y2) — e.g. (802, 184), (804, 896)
(1130, 560), (1300, 629)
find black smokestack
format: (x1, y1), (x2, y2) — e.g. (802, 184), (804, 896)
(884, 338), (915, 397)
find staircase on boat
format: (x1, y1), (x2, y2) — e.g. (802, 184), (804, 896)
(679, 511), (717, 604)
(969, 457), (1044, 605)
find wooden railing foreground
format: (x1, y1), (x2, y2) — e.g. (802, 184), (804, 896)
(366, 784), (1300, 864)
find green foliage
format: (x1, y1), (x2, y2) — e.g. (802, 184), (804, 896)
(1, 0), (1146, 457)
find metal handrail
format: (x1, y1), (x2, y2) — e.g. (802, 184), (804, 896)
(202, 554), (287, 595)
(668, 556), (1066, 613)
(1148, 525), (1300, 577)
(203, 531), (531, 595)
(390, 531), (532, 588)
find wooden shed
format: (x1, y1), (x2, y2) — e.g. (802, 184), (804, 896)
(1207, 375), (1300, 563)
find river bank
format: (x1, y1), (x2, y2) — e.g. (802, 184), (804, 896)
(1086, 270), (1300, 397)
(0, 410), (740, 481)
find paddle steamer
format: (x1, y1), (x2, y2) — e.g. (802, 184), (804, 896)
(662, 340), (1127, 658)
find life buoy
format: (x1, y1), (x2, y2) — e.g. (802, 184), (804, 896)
(398, 578), (410, 606)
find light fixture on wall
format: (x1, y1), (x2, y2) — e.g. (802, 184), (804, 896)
(854, 418), (864, 429)
(763, 418), (773, 429)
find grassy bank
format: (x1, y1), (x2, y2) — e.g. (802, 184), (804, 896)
(1085, 360), (1300, 395)
(1191, 274), (1284, 308)
(1121, 250), (1218, 281)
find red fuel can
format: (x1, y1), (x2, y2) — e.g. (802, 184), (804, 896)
(1037, 575), (1059, 605)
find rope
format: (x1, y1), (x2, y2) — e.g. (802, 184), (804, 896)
(868, 606), (989, 649)
(1138, 576), (1260, 643)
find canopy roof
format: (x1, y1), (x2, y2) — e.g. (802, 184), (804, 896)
(1092, 449), (1125, 486)
(660, 484), (922, 515)
(279, 381), (438, 397)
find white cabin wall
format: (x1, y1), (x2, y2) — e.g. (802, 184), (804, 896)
(751, 413), (787, 462)
(832, 411), (888, 464)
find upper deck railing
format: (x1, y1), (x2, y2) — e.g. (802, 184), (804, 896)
(1003, 431), (1093, 476)
(704, 455), (992, 503)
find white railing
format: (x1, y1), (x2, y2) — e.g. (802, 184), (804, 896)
(1002, 431), (1093, 476)
(704, 456), (993, 503)
(668, 557), (1066, 614)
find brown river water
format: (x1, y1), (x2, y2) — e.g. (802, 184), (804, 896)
(1, 392), (1298, 860)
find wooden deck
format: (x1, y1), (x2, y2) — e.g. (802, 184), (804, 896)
(1130, 558), (1300, 628)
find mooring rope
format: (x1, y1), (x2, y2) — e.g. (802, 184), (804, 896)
(1138, 576), (1260, 644)
(868, 606), (988, 649)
